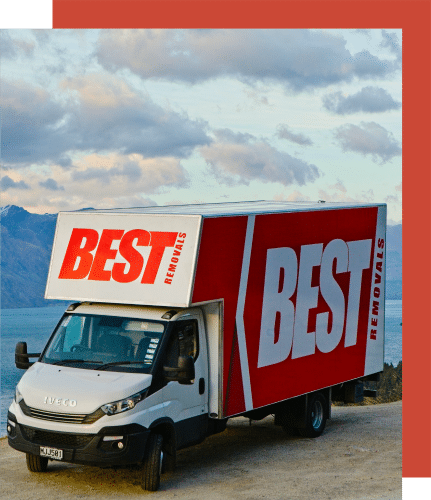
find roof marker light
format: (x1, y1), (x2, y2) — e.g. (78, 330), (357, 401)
(162, 310), (178, 319)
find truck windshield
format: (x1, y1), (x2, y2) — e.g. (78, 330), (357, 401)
(40, 314), (166, 373)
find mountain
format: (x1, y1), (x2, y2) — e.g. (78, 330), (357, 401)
(0, 206), (402, 308)
(0, 206), (63, 308)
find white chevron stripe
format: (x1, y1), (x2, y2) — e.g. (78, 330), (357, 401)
(235, 215), (255, 411)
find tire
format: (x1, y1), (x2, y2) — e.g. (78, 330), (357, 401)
(26, 453), (48, 472)
(142, 433), (163, 491)
(277, 413), (299, 436)
(161, 446), (176, 473)
(298, 392), (327, 438)
(281, 422), (300, 436)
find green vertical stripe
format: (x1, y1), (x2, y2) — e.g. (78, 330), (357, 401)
(0, 0), (52, 28)
(403, 478), (431, 500)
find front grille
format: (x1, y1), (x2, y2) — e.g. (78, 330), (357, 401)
(19, 400), (104, 424)
(20, 401), (87, 423)
(21, 425), (94, 449)
(30, 407), (87, 423)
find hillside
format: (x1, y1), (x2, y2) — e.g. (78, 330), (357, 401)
(0, 206), (66, 308)
(0, 205), (402, 308)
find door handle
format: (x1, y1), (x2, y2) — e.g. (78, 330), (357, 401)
(199, 377), (205, 395)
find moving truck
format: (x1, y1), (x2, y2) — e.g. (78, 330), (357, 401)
(7, 201), (386, 491)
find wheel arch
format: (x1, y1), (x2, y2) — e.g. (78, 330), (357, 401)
(149, 417), (176, 456)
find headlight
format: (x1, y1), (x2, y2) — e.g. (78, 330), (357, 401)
(14, 387), (23, 404)
(101, 390), (147, 416)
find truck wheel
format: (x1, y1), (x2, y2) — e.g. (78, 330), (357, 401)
(26, 453), (48, 472)
(277, 414), (299, 436)
(142, 433), (163, 491)
(281, 423), (299, 436)
(299, 393), (327, 438)
(161, 446), (176, 473)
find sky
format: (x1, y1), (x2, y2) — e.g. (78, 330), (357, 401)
(1, 29), (402, 223)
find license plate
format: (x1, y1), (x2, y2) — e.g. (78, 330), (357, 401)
(40, 446), (63, 460)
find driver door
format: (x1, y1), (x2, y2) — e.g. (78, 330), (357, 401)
(162, 312), (208, 448)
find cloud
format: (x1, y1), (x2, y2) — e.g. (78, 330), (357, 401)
(87, 195), (158, 210)
(71, 162), (142, 185)
(0, 31), (35, 59)
(276, 125), (313, 146)
(381, 30), (402, 62)
(350, 50), (396, 79)
(317, 180), (375, 203)
(2, 75), (210, 167)
(244, 88), (270, 106)
(1, 150), (190, 213)
(0, 156), (174, 213)
(39, 178), (65, 191)
(199, 129), (320, 187)
(1, 32), (17, 58)
(385, 194), (399, 204)
(69, 153), (189, 193)
(322, 87), (401, 114)
(96, 30), (399, 91)
(353, 29), (372, 38)
(0, 175), (30, 191)
(1, 80), (68, 165)
(334, 122), (401, 163)
(328, 180), (347, 193)
(1, 186), (158, 214)
(274, 191), (311, 202)
(62, 74), (211, 159)
(384, 182), (402, 202)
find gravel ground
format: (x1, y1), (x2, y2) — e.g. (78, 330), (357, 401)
(0, 401), (402, 499)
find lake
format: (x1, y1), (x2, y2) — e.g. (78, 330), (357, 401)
(0, 301), (402, 437)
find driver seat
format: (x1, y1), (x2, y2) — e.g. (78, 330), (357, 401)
(98, 332), (132, 358)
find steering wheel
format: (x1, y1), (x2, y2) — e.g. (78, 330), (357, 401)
(70, 344), (91, 353)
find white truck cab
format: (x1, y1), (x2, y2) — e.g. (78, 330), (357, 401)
(9, 301), (223, 490)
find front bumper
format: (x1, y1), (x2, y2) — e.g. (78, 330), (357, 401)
(7, 411), (150, 467)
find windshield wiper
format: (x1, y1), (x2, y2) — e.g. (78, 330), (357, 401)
(93, 361), (148, 370)
(52, 359), (103, 366)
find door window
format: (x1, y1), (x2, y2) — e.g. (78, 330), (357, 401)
(165, 319), (199, 367)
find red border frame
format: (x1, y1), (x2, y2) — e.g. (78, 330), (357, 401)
(53, 1), (409, 29)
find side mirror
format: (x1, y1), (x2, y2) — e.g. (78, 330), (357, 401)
(15, 342), (41, 370)
(163, 355), (195, 384)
